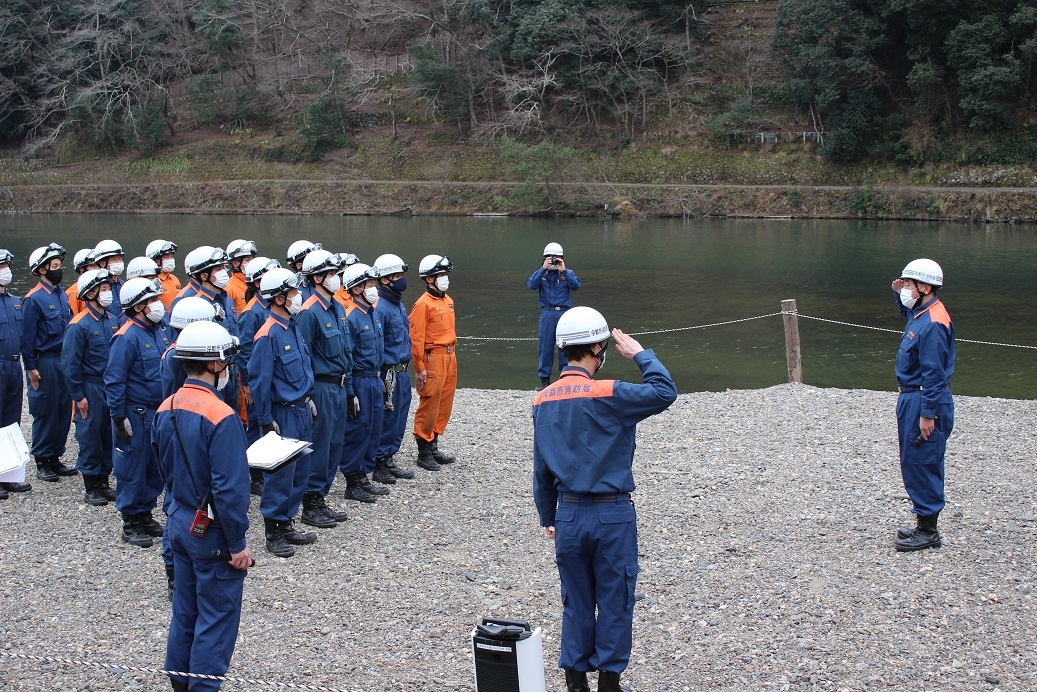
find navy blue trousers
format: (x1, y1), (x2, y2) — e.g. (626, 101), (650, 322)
(376, 370), (411, 459)
(554, 495), (639, 674)
(165, 506), (246, 691)
(72, 380), (113, 477)
(897, 391), (954, 517)
(26, 353), (71, 459)
(259, 403), (311, 522)
(0, 360), (22, 427)
(538, 309), (568, 379)
(113, 406), (163, 515)
(306, 381), (347, 496)
(339, 376), (384, 476)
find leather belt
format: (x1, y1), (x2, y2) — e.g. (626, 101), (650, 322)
(0, 355), (19, 362)
(315, 374), (348, 386)
(898, 385), (923, 393)
(382, 361), (410, 373)
(560, 493), (629, 503)
(275, 399), (307, 407)
(427, 345), (455, 355)
(352, 370), (379, 378)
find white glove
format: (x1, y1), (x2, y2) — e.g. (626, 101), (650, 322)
(307, 398), (318, 419)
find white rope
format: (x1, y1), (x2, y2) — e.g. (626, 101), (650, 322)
(0, 650), (351, 691)
(791, 312), (1037, 349)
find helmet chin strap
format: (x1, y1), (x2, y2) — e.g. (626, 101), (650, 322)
(592, 340), (609, 372)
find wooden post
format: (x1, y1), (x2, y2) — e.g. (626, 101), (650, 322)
(781, 299), (802, 383)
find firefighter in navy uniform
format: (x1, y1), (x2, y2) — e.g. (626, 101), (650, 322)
(153, 321), (252, 692)
(21, 243), (77, 482)
(297, 249), (352, 528)
(528, 242), (581, 390)
(0, 249), (32, 497)
(533, 307), (677, 692)
(249, 267), (317, 557)
(105, 277), (173, 547)
(62, 269), (120, 506)
(891, 259), (956, 552)
(92, 239), (126, 317)
(285, 240), (321, 301)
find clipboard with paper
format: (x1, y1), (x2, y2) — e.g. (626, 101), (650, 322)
(246, 431), (313, 472)
(0, 422), (30, 483)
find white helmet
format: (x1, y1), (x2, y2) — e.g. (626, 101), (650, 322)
(29, 243), (67, 274)
(227, 239), (258, 260)
(73, 248), (96, 272)
(342, 263), (378, 290)
(120, 277), (164, 309)
(373, 254), (409, 276)
(418, 254), (453, 277)
(287, 240), (321, 265)
(543, 242), (564, 257)
(77, 269), (112, 298)
(169, 296), (218, 329)
(0, 249), (13, 265)
(900, 259), (943, 287)
(93, 239), (124, 263)
(146, 239), (178, 260)
(302, 249), (346, 276)
(556, 306), (610, 348)
(259, 267), (302, 300)
(184, 245), (230, 276)
(245, 256), (280, 284)
(174, 321), (240, 361)
(126, 256), (159, 280)
(337, 253), (360, 270)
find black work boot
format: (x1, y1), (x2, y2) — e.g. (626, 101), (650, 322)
(249, 468), (264, 496)
(98, 475), (116, 501)
(415, 438), (441, 471)
(35, 456), (58, 482)
(83, 475), (108, 506)
(897, 515), (923, 539)
(383, 455), (415, 480)
(0, 481), (32, 493)
(301, 493), (337, 528)
(895, 513), (941, 552)
(597, 670), (631, 692)
(371, 458), (397, 485)
(565, 669), (590, 692)
(264, 518), (295, 558)
(319, 495), (349, 522)
(171, 678), (189, 692)
(360, 473), (389, 496)
(165, 563), (175, 601)
(138, 512), (165, 537)
(536, 376), (550, 392)
(281, 519), (317, 545)
(121, 514), (154, 548)
(0, 485), (7, 500)
(431, 435), (455, 464)
(51, 456), (78, 477)
(345, 474), (379, 503)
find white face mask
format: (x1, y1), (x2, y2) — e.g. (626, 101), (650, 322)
(212, 268), (230, 289)
(108, 260), (125, 277)
(145, 300), (165, 323)
(899, 287), (918, 309)
(98, 290), (114, 308)
(325, 274), (341, 293)
(287, 292), (303, 315)
(363, 286), (379, 304)
(0, 267), (11, 286)
(161, 258), (176, 273)
(435, 275), (449, 292)
(217, 367), (230, 391)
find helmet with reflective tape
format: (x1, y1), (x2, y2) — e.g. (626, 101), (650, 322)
(287, 240), (321, 265)
(184, 245), (230, 276)
(245, 256), (280, 284)
(337, 253), (360, 270)
(543, 242), (564, 257)
(174, 321), (240, 361)
(900, 258), (943, 287)
(556, 306), (610, 348)
(126, 256), (159, 280)
(73, 249), (97, 272)
(169, 296), (218, 329)
(302, 249), (346, 276)
(146, 239), (178, 260)
(227, 239), (258, 260)
(0, 249), (13, 265)
(418, 254), (453, 277)
(120, 277), (164, 309)
(93, 239), (124, 263)
(77, 269), (112, 297)
(259, 267), (302, 300)
(29, 243), (67, 274)
(373, 254), (409, 276)
(342, 263), (378, 290)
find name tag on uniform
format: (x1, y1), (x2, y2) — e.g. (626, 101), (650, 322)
(907, 332), (915, 340)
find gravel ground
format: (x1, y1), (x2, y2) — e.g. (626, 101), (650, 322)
(0, 383), (1035, 691)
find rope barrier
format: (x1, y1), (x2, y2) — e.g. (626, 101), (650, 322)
(790, 312), (1037, 349)
(0, 650), (352, 691)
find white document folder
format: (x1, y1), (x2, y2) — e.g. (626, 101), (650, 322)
(246, 431), (313, 472)
(0, 422), (30, 483)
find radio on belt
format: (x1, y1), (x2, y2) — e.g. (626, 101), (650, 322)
(471, 617), (546, 692)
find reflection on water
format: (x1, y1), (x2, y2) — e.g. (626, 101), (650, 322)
(1, 214), (1034, 398)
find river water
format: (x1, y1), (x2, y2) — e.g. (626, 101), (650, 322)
(1, 214), (1034, 398)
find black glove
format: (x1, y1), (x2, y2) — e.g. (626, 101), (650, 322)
(112, 416), (133, 444)
(347, 395), (360, 420)
(261, 421), (281, 436)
